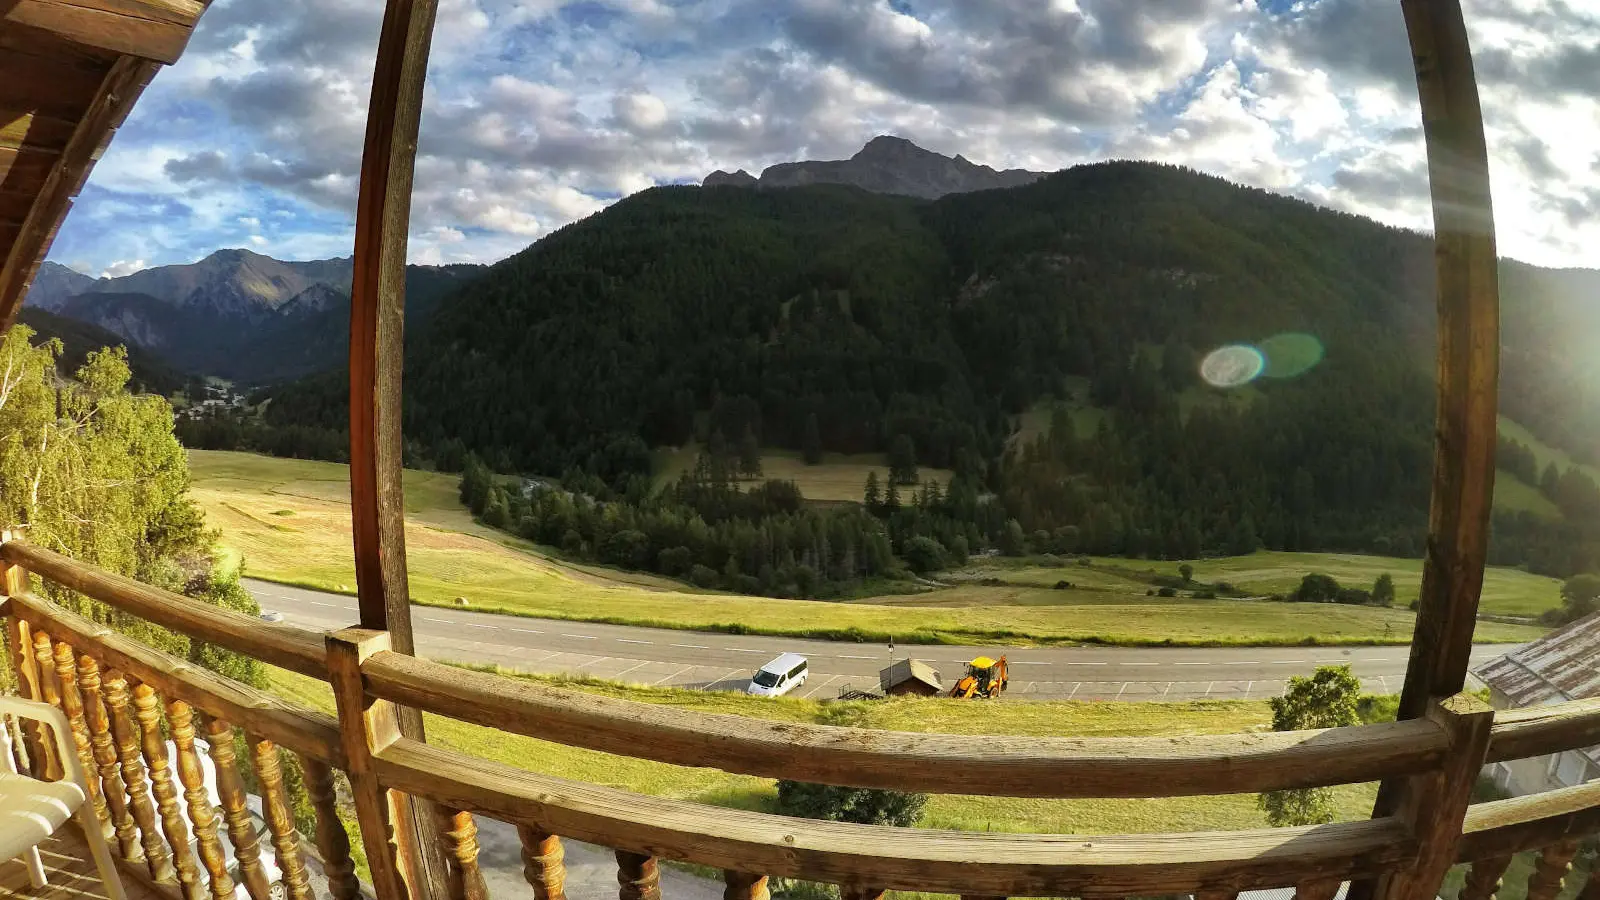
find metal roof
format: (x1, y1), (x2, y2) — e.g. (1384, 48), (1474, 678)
(1476, 610), (1600, 770)
(1476, 610), (1600, 706)
(880, 658), (942, 692)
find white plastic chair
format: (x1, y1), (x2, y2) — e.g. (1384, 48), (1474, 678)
(0, 695), (126, 900)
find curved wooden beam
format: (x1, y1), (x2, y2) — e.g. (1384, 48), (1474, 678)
(347, 0), (444, 896)
(1394, 0), (1500, 719)
(1362, 3), (1499, 900)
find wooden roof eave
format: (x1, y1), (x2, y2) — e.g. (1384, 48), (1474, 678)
(0, 0), (209, 332)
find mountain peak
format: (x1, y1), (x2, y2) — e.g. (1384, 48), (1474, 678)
(703, 135), (1044, 200)
(853, 135), (929, 161)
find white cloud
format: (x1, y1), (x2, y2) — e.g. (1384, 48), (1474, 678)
(101, 259), (147, 278)
(45, 0), (1600, 272)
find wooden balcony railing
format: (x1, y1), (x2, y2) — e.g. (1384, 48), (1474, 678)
(4, 537), (1599, 900)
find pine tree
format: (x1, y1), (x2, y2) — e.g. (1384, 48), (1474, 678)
(888, 434), (918, 485)
(738, 428), (762, 477)
(863, 471), (882, 513)
(802, 413), (823, 465)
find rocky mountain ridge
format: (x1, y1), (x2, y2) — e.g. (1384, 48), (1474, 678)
(704, 135), (1044, 199)
(24, 251), (484, 384)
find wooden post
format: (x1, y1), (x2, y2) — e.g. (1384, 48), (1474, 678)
(1361, 2), (1500, 895)
(327, 628), (418, 900)
(347, 0), (449, 893)
(1372, 694), (1494, 900)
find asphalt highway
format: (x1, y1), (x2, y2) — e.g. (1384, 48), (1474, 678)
(245, 578), (1509, 701)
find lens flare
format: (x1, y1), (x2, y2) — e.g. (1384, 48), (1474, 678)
(1259, 333), (1324, 380)
(1199, 344), (1266, 388)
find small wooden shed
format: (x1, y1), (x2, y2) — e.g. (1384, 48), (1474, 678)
(880, 658), (943, 697)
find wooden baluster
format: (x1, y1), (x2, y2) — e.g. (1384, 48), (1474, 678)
(248, 734), (314, 900)
(78, 654), (142, 862)
(1461, 855), (1513, 900)
(134, 681), (204, 897)
(838, 889), (884, 900)
(204, 717), (272, 900)
(1295, 881), (1343, 900)
(53, 640), (110, 837)
(105, 669), (173, 882)
(28, 626), (65, 778)
(303, 756), (362, 900)
(1577, 859), (1600, 900)
(517, 827), (567, 900)
(616, 850), (661, 900)
(1527, 840), (1582, 900)
(436, 805), (489, 900)
(6, 616), (52, 777)
(169, 699), (235, 900)
(725, 870), (770, 900)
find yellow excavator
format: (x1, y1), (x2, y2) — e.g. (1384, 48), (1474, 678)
(949, 655), (1009, 699)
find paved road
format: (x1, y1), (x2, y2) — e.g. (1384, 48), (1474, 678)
(246, 579), (1510, 701)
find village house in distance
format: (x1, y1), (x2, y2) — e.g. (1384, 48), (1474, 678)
(1477, 611), (1600, 795)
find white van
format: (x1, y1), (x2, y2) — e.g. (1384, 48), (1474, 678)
(746, 653), (808, 697)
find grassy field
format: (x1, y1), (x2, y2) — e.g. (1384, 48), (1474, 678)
(267, 665), (1380, 834)
(1025, 550), (1564, 619)
(653, 445), (952, 503)
(189, 450), (1543, 645)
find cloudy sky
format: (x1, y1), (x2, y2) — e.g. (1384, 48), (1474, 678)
(46, 0), (1600, 277)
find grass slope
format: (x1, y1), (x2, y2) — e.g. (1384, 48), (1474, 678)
(1045, 551), (1562, 619)
(191, 450), (1543, 646)
(267, 666), (1379, 834)
(654, 445), (953, 503)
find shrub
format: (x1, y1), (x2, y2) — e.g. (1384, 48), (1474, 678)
(902, 536), (946, 575)
(1053, 580), (1073, 590)
(657, 545), (694, 577)
(560, 529), (585, 556)
(1335, 587), (1372, 606)
(1191, 590), (1216, 599)
(1156, 586), (1177, 598)
(776, 781), (928, 827)
(1294, 573), (1341, 603)
(688, 564), (719, 588)
(1371, 573), (1396, 608)
(1038, 554), (1066, 568)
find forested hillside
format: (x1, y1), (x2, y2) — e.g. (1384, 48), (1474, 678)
(18, 307), (188, 396)
(256, 161), (1600, 577)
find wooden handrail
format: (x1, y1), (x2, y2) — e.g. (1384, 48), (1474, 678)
(3, 591), (345, 766)
(373, 736), (1420, 895)
(363, 648), (1448, 797)
(9, 540), (1600, 793)
(1458, 782), (1600, 862)
(1486, 698), (1600, 764)
(0, 540), (328, 678)
(12, 546), (1600, 899)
